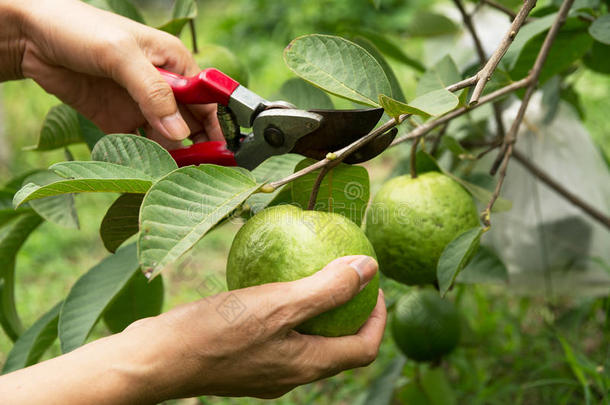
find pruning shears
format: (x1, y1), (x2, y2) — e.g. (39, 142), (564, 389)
(158, 68), (397, 170)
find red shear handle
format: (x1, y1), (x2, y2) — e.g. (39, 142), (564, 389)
(157, 67), (239, 105)
(169, 141), (237, 167)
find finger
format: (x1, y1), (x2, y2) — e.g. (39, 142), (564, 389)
(297, 289), (387, 379)
(277, 255), (378, 329)
(113, 51), (190, 141)
(187, 104), (224, 142)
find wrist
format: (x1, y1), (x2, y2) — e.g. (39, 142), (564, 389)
(0, 0), (29, 81)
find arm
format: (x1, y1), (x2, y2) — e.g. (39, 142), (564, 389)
(0, 256), (386, 403)
(0, 0), (222, 148)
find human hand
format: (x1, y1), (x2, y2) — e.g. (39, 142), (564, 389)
(124, 255), (386, 401)
(8, 0), (222, 148)
(0, 256), (385, 404)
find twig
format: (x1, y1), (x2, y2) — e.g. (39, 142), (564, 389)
(189, 20), (198, 54)
(512, 149), (610, 230)
(453, 0), (509, 155)
(481, 0), (518, 20)
(391, 77), (530, 146)
(269, 117), (402, 189)
(446, 75), (478, 92)
(429, 124), (449, 156)
(307, 165), (332, 210)
(483, 0), (576, 224)
(410, 139), (419, 178)
(452, 0), (486, 61)
(470, 0), (537, 105)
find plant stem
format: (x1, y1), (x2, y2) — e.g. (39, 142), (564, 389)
(483, 0), (575, 225)
(452, 0), (486, 61)
(470, 0), (537, 105)
(512, 149), (610, 230)
(307, 165), (333, 210)
(410, 139), (418, 179)
(392, 77), (531, 145)
(481, 0), (518, 20)
(189, 20), (198, 54)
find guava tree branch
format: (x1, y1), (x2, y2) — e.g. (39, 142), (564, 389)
(451, 0), (507, 147)
(482, 0), (575, 225)
(481, 0), (519, 20)
(452, 0), (486, 61)
(391, 77), (530, 145)
(470, 0), (537, 104)
(511, 149), (610, 229)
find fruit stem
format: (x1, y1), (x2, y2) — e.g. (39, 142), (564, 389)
(410, 138), (419, 179)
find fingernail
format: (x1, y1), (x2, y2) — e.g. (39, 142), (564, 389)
(349, 256), (377, 292)
(160, 111), (190, 140)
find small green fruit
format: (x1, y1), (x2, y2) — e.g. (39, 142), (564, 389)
(391, 289), (460, 362)
(365, 171), (479, 285)
(226, 205), (378, 337)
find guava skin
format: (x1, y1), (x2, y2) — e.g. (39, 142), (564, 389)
(391, 289), (461, 362)
(226, 205), (379, 337)
(365, 171), (479, 286)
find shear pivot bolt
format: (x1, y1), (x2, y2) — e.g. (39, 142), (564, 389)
(264, 127), (285, 147)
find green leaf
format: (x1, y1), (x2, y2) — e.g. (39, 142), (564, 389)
(91, 133), (178, 179)
(13, 162), (153, 207)
(346, 29), (425, 72)
(407, 12), (459, 37)
(103, 272), (163, 333)
(278, 78), (334, 110)
(291, 158), (369, 226)
(158, 0), (198, 36)
(23, 171), (79, 229)
(351, 36), (406, 102)
(437, 227), (484, 297)
(246, 154), (303, 214)
(456, 245), (509, 284)
(420, 367), (457, 405)
(447, 173), (513, 212)
(284, 34), (391, 107)
(410, 89), (459, 116)
(59, 244), (139, 353)
(77, 113), (105, 151)
(510, 19), (593, 84)
(501, 13), (559, 70)
(100, 193), (144, 253)
(584, 41), (610, 73)
(25, 104), (82, 151)
(2, 301), (62, 374)
(0, 213), (43, 341)
(379, 89), (458, 118)
(441, 136), (470, 158)
(589, 14), (610, 45)
(417, 55), (461, 96)
(559, 336), (592, 405)
(360, 356), (406, 405)
(0, 190), (32, 228)
(138, 165), (259, 278)
(379, 94), (430, 118)
(105, 0), (145, 23)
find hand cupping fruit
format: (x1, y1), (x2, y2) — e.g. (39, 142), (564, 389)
(226, 205), (379, 337)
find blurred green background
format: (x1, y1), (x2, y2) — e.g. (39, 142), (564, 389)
(1, 0), (609, 404)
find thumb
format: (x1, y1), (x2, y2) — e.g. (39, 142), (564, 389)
(113, 52), (190, 141)
(281, 255), (378, 329)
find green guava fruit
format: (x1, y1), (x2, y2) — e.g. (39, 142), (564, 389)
(226, 205), (379, 337)
(195, 44), (249, 85)
(365, 171), (479, 286)
(391, 289), (461, 362)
